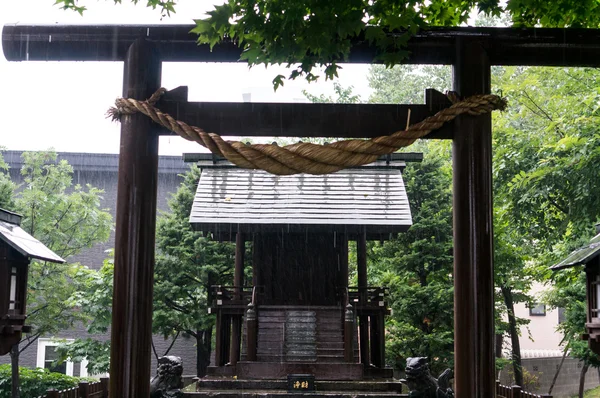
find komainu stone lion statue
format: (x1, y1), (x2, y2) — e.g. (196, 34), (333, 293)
(400, 357), (454, 398)
(150, 356), (184, 398)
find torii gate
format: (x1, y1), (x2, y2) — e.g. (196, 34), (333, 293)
(3, 24), (600, 398)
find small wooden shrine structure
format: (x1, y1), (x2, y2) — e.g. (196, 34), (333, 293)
(0, 208), (65, 355)
(188, 154), (419, 380)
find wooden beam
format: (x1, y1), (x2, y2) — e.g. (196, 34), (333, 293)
(369, 312), (385, 368)
(109, 38), (160, 398)
(356, 229), (369, 367)
(157, 88), (453, 138)
(4, 25), (600, 67)
(452, 38), (495, 398)
(229, 232), (244, 365)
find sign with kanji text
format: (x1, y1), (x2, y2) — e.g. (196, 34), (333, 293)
(287, 374), (315, 393)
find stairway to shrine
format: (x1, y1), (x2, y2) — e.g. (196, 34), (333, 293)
(255, 306), (347, 363)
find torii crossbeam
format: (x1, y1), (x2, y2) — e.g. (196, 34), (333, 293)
(4, 24), (600, 398)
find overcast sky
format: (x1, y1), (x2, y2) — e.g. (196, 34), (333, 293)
(0, 1), (373, 156)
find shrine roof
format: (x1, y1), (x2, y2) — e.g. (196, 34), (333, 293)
(551, 232), (600, 271)
(189, 165), (413, 239)
(0, 208), (65, 263)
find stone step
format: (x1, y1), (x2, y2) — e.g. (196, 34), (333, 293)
(257, 355), (317, 362)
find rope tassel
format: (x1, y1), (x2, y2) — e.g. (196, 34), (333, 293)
(108, 88), (506, 175)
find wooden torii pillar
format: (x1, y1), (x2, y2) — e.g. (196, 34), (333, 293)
(110, 39), (161, 397)
(4, 24), (600, 398)
(452, 38), (494, 396)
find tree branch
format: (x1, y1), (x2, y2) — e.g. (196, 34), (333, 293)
(27, 304), (50, 318)
(19, 332), (42, 353)
(547, 196), (568, 215)
(163, 331), (181, 356)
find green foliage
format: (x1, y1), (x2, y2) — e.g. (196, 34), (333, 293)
(370, 143), (454, 373)
(153, 165), (236, 376)
(56, 257), (114, 375)
(189, 0), (600, 86)
(302, 82), (361, 104)
(368, 65), (451, 104)
(59, 166), (237, 376)
(492, 66), (600, 373)
(55, 1), (600, 87)
(190, 0), (463, 85)
(11, 150), (112, 351)
(54, 0), (176, 16)
(153, 166), (235, 341)
(544, 272), (600, 367)
(56, 339), (111, 376)
(0, 150), (16, 210)
(0, 150), (112, 390)
(0, 365), (79, 398)
(492, 67), (600, 258)
(16, 151), (112, 259)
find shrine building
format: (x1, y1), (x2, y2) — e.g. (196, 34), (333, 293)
(188, 153), (420, 382)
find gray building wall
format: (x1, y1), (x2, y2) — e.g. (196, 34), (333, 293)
(0, 150), (198, 377)
(499, 357), (600, 398)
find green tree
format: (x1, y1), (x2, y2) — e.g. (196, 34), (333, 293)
(2, 150), (112, 398)
(368, 65), (451, 104)
(0, 151), (16, 210)
(153, 166), (235, 377)
(492, 66), (600, 252)
(59, 166), (236, 377)
(57, 256), (114, 376)
(492, 65), (600, 391)
(302, 82), (361, 104)
(371, 142), (455, 374)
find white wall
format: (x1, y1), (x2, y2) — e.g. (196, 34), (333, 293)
(513, 282), (564, 353)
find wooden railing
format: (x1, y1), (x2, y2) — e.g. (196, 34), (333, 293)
(496, 381), (552, 398)
(210, 285), (259, 310)
(40, 378), (108, 398)
(347, 286), (389, 306)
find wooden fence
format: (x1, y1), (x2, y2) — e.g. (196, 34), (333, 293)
(40, 377), (108, 398)
(496, 380), (552, 398)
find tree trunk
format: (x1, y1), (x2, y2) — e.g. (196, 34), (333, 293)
(501, 286), (523, 387)
(495, 334), (504, 379)
(579, 362), (589, 398)
(10, 344), (20, 398)
(548, 342), (569, 395)
(196, 327), (213, 377)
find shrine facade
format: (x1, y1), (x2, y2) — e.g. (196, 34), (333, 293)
(188, 154), (419, 380)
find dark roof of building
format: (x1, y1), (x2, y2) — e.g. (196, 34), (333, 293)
(189, 167), (412, 238)
(0, 208), (65, 263)
(2, 150), (189, 174)
(551, 232), (600, 271)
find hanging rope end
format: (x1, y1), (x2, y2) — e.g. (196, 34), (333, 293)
(106, 106), (122, 122)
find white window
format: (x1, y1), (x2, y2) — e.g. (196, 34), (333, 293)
(529, 303), (547, 316)
(9, 267), (17, 311)
(36, 338), (74, 376)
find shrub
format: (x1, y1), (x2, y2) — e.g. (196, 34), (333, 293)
(0, 365), (80, 398)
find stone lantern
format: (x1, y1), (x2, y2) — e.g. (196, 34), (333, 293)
(551, 223), (600, 354)
(0, 208), (64, 355)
